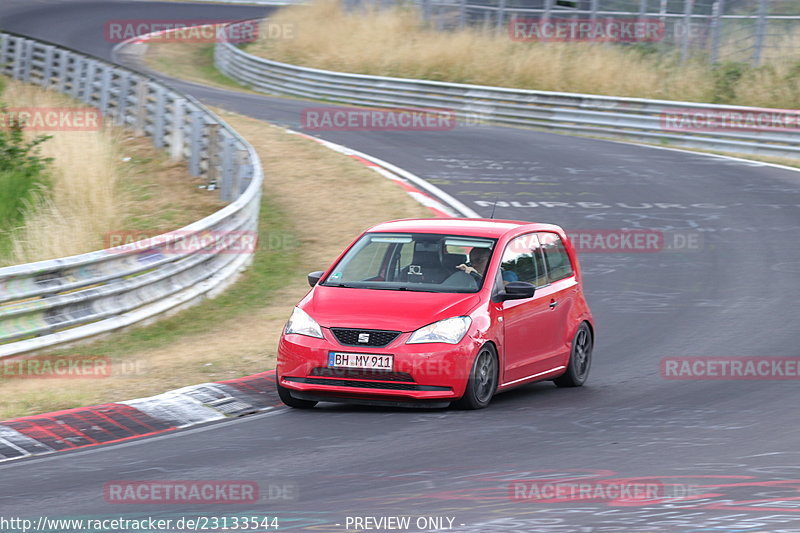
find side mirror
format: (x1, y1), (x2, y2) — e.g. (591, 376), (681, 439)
(495, 281), (536, 302)
(307, 271), (324, 287)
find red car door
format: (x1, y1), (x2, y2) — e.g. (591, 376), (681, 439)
(538, 231), (579, 367)
(497, 233), (565, 385)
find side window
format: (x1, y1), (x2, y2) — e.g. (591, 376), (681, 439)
(538, 232), (574, 282)
(500, 233), (547, 287)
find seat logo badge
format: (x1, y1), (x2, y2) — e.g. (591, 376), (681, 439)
(358, 333), (370, 343)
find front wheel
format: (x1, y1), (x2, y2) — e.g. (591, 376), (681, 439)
(276, 373), (317, 409)
(554, 322), (593, 388)
(454, 344), (498, 410)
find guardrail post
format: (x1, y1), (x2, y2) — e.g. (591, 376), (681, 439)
(458, 0), (467, 29)
(153, 85), (166, 148)
(189, 109), (204, 177)
(170, 98), (187, 161)
(709, 0), (724, 64)
(220, 133), (236, 202)
(638, 0), (648, 28)
(56, 50), (68, 92)
(496, 0), (507, 33)
(99, 66), (112, 118)
(41, 45), (55, 88)
(82, 60), (97, 104)
(116, 71), (131, 126)
(22, 41), (34, 82)
(70, 56), (83, 99)
(543, 0), (554, 24)
(679, 0), (694, 63)
(206, 123), (221, 187)
(12, 38), (25, 80)
(0, 34), (10, 75)
(752, 0), (768, 66)
(234, 150), (248, 198)
(133, 79), (149, 136)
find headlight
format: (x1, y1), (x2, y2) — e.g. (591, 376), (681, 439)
(284, 307), (324, 339)
(407, 316), (471, 345)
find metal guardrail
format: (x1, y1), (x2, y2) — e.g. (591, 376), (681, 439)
(215, 20), (800, 160)
(0, 31), (263, 357)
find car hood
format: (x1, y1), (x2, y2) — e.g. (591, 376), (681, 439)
(300, 285), (483, 332)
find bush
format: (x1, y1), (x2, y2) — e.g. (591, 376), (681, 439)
(0, 107), (52, 234)
(711, 61), (749, 104)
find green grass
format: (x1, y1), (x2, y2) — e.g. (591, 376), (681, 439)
(0, 169), (46, 252)
(46, 191), (300, 360)
(149, 43), (254, 94)
(0, 82), (52, 259)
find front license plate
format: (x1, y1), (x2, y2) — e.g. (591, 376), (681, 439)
(328, 352), (393, 370)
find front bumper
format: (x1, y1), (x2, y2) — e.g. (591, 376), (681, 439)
(277, 329), (478, 402)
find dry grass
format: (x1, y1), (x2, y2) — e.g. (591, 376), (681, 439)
(0, 79), (222, 266)
(732, 59), (800, 109)
(0, 101), (433, 419)
(246, 0), (800, 108)
(247, 1), (714, 101)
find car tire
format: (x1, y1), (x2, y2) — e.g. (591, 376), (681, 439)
(454, 344), (498, 410)
(554, 322), (593, 388)
(276, 373), (318, 409)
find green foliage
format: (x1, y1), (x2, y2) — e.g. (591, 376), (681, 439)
(711, 61), (749, 104)
(0, 105), (53, 255)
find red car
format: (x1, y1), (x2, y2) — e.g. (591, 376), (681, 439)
(276, 218), (594, 409)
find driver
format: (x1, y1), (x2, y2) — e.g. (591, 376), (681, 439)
(456, 247), (491, 282)
(456, 247), (519, 285)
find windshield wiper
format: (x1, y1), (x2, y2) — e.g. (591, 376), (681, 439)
(323, 283), (441, 293)
(373, 286), (443, 292)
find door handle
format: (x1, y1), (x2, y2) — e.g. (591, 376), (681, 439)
(549, 300), (558, 309)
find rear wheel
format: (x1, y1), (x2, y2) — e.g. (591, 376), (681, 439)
(454, 344), (498, 410)
(554, 323), (593, 388)
(276, 373), (317, 409)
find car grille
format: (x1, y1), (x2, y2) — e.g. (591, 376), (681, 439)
(285, 377), (450, 392)
(310, 367), (415, 382)
(330, 328), (400, 347)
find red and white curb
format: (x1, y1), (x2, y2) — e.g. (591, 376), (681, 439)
(0, 372), (278, 463)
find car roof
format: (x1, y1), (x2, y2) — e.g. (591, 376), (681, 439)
(365, 218), (560, 239)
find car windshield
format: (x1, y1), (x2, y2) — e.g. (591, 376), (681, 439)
(320, 232), (497, 293)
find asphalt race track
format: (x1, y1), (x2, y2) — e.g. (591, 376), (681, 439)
(1, 2), (800, 531)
